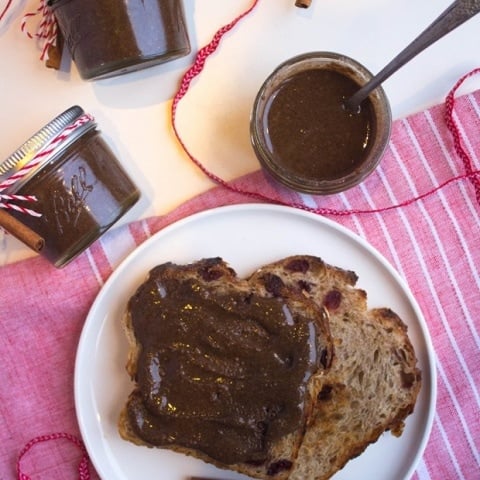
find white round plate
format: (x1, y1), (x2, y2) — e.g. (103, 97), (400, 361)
(75, 203), (436, 480)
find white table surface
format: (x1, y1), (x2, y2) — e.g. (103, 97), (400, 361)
(1, 0), (479, 265)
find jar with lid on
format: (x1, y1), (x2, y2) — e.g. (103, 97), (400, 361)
(0, 106), (140, 267)
(48, 0), (191, 80)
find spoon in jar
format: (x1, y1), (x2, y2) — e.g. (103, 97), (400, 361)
(344, 0), (480, 113)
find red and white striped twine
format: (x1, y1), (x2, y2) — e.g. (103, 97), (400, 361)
(0, 197), (41, 218)
(0, 113), (94, 218)
(20, 0), (58, 61)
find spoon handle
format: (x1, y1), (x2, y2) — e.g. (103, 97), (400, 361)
(345, 0), (480, 111)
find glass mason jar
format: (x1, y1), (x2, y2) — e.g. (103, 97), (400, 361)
(0, 106), (140, 267)
(250, 52), (392, 195)
(49, 0), (191, 80)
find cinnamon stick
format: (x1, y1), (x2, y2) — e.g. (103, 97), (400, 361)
(0, 209), (44, 253)
(295, 0), (312, 7)
(46, 29), (64, 70)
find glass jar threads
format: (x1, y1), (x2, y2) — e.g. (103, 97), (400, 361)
(0, 106), (140, 267)
(48, 0), (191, 80)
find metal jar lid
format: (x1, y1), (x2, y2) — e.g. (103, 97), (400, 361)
(0, 105), (95, 189)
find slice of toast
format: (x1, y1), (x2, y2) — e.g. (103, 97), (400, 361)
(119, 257), (334, 479)
(249, 255), (422, 480)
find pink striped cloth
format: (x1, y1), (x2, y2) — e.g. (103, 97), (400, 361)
(1, 88), (480, 479)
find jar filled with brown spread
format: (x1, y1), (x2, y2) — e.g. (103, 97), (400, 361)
(0, 106), (140, 267)
(48, 0), (191, 80)
(251, 52), (391, 194)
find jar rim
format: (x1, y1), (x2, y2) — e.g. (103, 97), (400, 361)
(0, 106), (93, 188)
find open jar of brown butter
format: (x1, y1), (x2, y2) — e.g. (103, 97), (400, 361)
(251, 52), (391, 195)
(0, 106), (140, 267)
(48, 0), (191, 80)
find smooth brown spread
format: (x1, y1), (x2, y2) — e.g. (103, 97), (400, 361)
(265, 68), (375, 180)
(126, 263), (321, 465)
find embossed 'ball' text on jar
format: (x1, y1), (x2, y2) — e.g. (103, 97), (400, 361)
(48, 0), (191, 80)
(250, 52), (392, 195)
(0, 106), (140, 268)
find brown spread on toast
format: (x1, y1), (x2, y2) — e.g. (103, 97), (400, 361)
(120, 256), (421, 480)
(125, 259), (326, 465)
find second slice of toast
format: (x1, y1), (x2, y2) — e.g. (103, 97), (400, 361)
(250, 255), (422, 480)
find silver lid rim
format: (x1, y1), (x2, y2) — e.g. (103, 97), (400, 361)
(0, 106), (92, 186)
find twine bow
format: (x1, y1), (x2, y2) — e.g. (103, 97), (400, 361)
(20, 0), (58, 61)
(0, 0), (61, 67)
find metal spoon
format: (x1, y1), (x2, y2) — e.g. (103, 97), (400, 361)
(344, 0), (480, 113)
